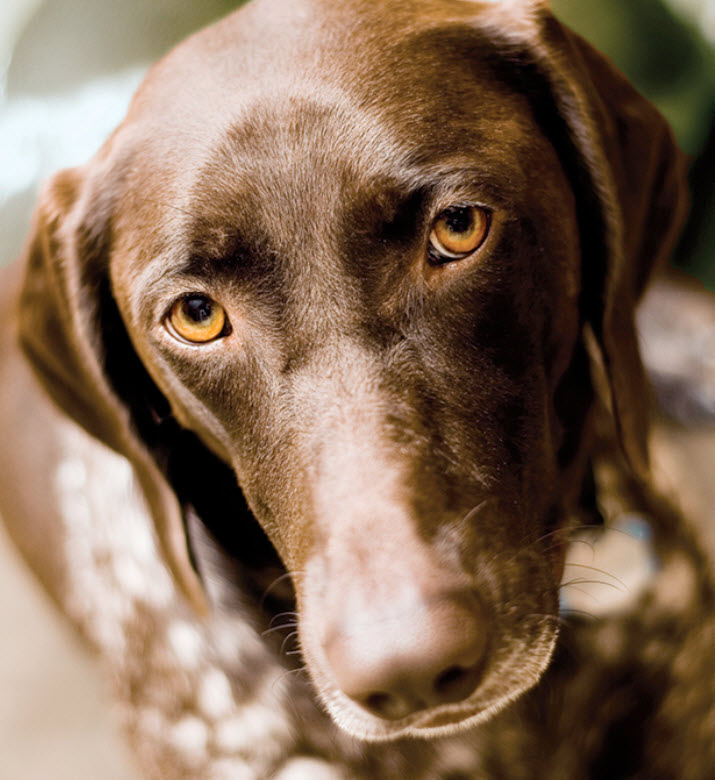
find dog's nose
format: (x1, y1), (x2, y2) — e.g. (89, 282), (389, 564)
(323, 591), (486, 721)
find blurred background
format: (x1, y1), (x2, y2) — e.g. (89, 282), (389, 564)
(0, 1), (713, 778)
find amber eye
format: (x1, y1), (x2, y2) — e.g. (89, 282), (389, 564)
(167, 295), (227, 344)
(429, 205), (490, 263)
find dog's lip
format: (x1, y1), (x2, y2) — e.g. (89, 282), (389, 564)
(410, 702), (486, 731)
(347, 697), (493, 741)
(337, 612), (562, 738)
(352, 689), (491, 734)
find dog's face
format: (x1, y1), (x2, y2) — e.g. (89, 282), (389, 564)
(19, 0), (686, 742)
(109, 0), (580, 738)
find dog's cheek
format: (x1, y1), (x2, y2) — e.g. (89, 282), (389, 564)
(267, 510), (319, 576)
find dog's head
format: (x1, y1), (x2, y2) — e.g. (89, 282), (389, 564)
(18, 0), (686, 740)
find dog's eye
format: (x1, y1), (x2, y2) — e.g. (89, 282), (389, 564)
(166, 295), (228, 344)
(429, 205), (489, 263)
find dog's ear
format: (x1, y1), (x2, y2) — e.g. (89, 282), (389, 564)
(552, 24), (688, 481)
(18, 166), (208, 614)
(478, 1), (689, 479)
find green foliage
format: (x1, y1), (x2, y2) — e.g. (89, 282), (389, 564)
(552, 0), (715, 287)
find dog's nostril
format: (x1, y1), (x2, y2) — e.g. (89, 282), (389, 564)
(434, 663), (480, 702)
(358, 661), (481, 721)
(436, 664), (466, 690)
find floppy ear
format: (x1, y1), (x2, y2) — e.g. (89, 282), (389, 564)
(478, 1), (689, 479)
(18, 166), (208, 614)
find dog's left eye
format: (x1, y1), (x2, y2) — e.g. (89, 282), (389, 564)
(166, 295), (228, 344)
(429, 205), (490, 263)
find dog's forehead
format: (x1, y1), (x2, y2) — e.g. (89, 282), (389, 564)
(117, 13), (545, 244)
(110, 0), (562, 295)
(125, 0), (536, 166)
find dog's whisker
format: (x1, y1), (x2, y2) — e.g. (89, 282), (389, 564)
(261, 620), (299, 638)
(558, 606), (599, 621)
(460, 498), (499, 525)
(559, 576), (625, 590)
(274, 666), (310, 691)
(266, 610), (299, 629)
(530, 523), (602, 546)
(522, 524), (604, 556)
(538, 539), (595, 557)
(561, 563), (628, 591)
(485, 523), (602, 570)
(285, 667), (310, 682)
(280, 630), (301, 656)
(260, 570), (305, 607)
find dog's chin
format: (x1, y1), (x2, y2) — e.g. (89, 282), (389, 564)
(310, 634), (559, 743)
(326, 698), (516, 743)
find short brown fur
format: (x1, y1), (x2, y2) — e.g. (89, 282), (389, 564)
(1, 1), (711, 777)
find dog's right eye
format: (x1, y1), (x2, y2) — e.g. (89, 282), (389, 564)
(428, 205), (490, 264)
(166, 295), (228, 344)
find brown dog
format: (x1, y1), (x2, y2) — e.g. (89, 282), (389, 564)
(1, 0), (710, 777)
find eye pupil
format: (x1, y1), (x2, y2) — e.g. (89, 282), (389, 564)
(184, 297), (213, 322)
(443, 206), (474, 235)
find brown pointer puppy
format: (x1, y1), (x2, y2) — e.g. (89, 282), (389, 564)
(0, 0), (698, 776)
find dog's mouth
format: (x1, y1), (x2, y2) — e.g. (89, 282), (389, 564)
(311, 634), (559, 742)
(298, 583), (561, 742)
